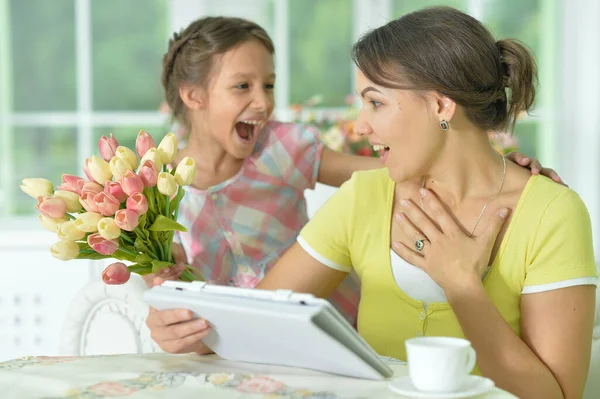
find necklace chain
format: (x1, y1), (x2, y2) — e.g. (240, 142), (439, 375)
(420, 155), (507, 237)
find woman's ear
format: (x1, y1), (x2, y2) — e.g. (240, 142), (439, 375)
(432, 93), (456, 122)
(179, 84), (206, 110)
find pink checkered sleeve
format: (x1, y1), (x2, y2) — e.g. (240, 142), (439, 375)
(270, 122), (324, 191)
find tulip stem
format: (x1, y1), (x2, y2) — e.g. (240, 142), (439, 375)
(66, 213), (76, 220)
(164, 195), (170, 218)
(120, 233), (134, 245)
(163, 194), (171, 259)
(167, 186), (184, 263)
(117, 247), (138, 261)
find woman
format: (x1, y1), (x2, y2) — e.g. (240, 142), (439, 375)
(146, 7), (597, 398)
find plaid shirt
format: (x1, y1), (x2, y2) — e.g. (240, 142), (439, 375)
(174, 121), (360, 324)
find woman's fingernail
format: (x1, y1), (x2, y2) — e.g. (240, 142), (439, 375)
(393, 241), (401, 249)
(395, 213), (404, 221)
(401, 199), (409, 207)
(497, 208), (508, 218)
(522, 157), (529, 163)
(419, 188), (428, 197)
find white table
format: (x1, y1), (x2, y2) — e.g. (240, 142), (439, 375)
(0, 352), (515, 398)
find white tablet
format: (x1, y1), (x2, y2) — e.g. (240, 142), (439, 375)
(144, 281), (394, 380)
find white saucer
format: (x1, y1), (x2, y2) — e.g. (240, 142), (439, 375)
(388, 375), (495, 398)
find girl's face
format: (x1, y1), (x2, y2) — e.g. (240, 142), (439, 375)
(354, 69), (448, 183)
(194, 39), (276, 159)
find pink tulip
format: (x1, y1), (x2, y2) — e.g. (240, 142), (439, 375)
(57, 174), (85, 194)
(114, 209), (139, 231)
(99, 133), (119, 162)
(78, 180), (104, 194)
(82, 159), (95, 182)
(36, 196), (67, 219)
(79, 190), (99, 213)
(136, 130), (156, 158)
(104, 181), (127, 203)
(121, 170), (144, 196)
(138, 159), (159, 188)
(101, 262), (131, 285)
(88, 233), (119, 256)
(94, 192), (120, 216)
(126, 192), (148, 215)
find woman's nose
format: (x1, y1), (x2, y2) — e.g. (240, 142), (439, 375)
(353, 120), (371, 136)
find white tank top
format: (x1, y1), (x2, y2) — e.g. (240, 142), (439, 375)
(389, 249), (447, 308)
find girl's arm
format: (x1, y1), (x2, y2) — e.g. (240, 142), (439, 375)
(316, 147), (566, 188)
(317, 147), (380, 187)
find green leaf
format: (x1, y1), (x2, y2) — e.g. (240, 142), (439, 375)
(151, 259), (174, 274)
(138, 213), (148, 230)
(148, 214), (187, 232)
(145, 187), (157, 214)
(135, 253), (154, 264)
(156, 189), (166, 215)
(134, 237), (149, 253)
(76, 251), (109, 260)
(127, 263), (153, 275)
(170, 186), (186, 215)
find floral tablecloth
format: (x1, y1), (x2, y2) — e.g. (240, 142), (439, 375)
(0, 353), (515, 399)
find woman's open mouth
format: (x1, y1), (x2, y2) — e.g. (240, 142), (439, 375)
(372, 144), (390, 162)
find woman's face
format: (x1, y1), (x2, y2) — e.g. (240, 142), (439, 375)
(354, 69), (447, 182)
(192, 39), (276, 159)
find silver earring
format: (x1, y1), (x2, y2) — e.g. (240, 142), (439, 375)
(440, 120), (449, 131)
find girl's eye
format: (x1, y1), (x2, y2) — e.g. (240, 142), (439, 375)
(369, 100), (382, 108)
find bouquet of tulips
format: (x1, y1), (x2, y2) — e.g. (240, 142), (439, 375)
(20, 131), (202, 282)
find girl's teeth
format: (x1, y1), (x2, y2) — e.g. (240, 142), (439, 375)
(240, 120), (263, 125)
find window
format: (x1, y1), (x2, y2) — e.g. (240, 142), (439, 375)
(0, 0), (168, 222)
(0, 0), (560, 222)
(289, 0), (353, 107)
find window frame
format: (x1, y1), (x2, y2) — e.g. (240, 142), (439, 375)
(0, 0), (561, 228)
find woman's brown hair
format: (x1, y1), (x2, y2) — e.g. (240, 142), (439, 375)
(161, 16), (275, 127)
(351, 6), (538, 132)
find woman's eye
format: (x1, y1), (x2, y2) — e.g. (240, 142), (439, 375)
(265, 83), (275, 90)
(235, 83), (249, 89)
(369, 100), (382, 108)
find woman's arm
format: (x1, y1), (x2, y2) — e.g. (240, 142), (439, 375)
(394, 190), (596, 399)
(257, 242), (348, 297)
(447, 282), (595, 399)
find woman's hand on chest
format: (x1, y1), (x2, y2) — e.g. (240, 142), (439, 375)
(390, 187), (509, 296)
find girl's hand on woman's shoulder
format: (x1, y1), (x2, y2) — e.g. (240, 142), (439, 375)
(504, 152), (565, 186)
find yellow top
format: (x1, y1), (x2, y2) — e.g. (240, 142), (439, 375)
(299, 169), (598, 361)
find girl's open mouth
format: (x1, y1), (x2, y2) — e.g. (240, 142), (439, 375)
(235, 120), (262, 144)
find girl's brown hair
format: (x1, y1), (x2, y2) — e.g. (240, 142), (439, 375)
(351, 6), (538, 132)
(162, 16), (275, 127)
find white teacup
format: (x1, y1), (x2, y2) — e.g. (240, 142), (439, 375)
(405, 336), (476, 393)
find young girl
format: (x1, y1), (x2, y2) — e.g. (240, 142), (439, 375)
(104, 16), (562, 325)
